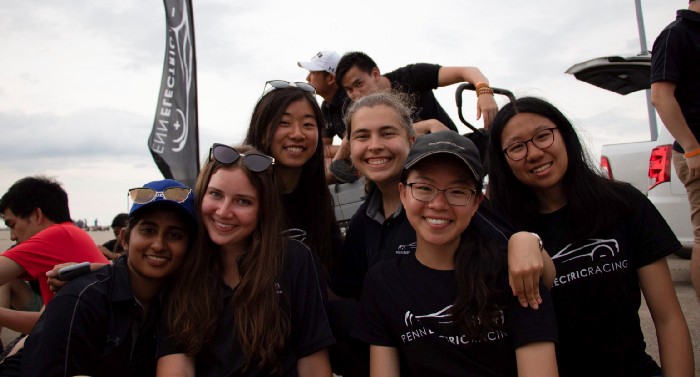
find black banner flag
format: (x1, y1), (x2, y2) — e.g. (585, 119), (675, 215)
(149, 0), (199, 189)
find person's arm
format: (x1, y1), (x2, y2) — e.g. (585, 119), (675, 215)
(156, 353), (195, 377)
(322, 137), (340, 158)
(437, 66), (498, 128)
(515, 341), (558, 377)
(46, 262), (109, 293)
(413, 119), (450, 135)
(331, 137), (350, 162)
(21, 295), (103, 375)
(369, 345), (400, 377)
(0, 306), (42, 333)
(0, 256), (28, 286)
(638, 258), (694, 377)
(297, 348), (332, 377)
(651, 81), (700, 177)
(507, 232), (555, 309)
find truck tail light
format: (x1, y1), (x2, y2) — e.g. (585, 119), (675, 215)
(649, 145), (672, 190)
(600, 156), (612, 180)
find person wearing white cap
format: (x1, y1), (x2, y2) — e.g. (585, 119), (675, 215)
(298, 51), (356, 183)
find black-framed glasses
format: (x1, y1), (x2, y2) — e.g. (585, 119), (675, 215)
(128, 187), (192, 204)
(209, 143), (275, 172)
(262, 80), (316, 97)
(406, 182), (477, 206)
(502, 128), (557, 161)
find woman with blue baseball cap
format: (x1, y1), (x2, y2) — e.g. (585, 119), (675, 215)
(4, 179), (196, 377)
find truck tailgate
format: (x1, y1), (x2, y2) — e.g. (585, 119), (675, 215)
(601, 140), (654, 195)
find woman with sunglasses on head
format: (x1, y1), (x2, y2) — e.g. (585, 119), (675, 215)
(354, 130), (558, 376)
(0, 179), (196, 377)
(244, 80), (342, 277)
(487, 97), (693, 377)
(157, 144), (334, 377)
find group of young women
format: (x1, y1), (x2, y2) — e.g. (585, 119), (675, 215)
(1, 80), (693, 377)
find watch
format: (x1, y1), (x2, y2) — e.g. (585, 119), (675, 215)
(530, 232), (544, 252)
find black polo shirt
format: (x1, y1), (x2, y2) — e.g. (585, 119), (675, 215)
(651, 9), (700, 152)
(385, 63), (458, 132)
(322, 88), (349, 139)
(20, 257), (159, 377)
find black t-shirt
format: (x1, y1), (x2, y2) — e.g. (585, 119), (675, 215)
(354, 253), (557, 377)
(331, 187), (514, 299)
(20, 257), (158, 377)
(535, 185), (679, 376)
(322, 88), (349, 139)
(102, 238), (125, 253)
(385, 63), (458, 131)
(650, 9), (700, 152)
(157, 240), (335, 376)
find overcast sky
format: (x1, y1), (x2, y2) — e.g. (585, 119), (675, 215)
(0, 0), (683, 226)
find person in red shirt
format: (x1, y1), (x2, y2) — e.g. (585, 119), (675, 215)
(0, 176), (108, 335)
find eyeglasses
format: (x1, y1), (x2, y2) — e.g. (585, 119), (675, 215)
(209, 143), (275, 172)
(405, 182), (477, 206)
(262, 80), (316, 97)
(128, 187), (192, 204)
(502, 128), (557, 161)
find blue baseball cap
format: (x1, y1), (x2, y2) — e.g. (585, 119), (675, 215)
(128, 179), (196, 223)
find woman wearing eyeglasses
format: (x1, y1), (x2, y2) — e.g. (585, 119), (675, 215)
(487, 97), (693, 377)
(354, 130), (558, 376)
(244, 81), (342, 278)
(156, 145), (334, 377)
(4, 179), (196, 377)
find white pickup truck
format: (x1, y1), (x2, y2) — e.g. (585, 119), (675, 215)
(567, 54), (692, 258)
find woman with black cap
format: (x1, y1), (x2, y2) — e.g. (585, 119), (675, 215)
(354, 131), (559, 376)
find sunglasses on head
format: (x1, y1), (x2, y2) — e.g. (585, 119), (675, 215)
(262, 80), (316, 97)
(209, 143), (275, 172)
(128, 187), (192, 204)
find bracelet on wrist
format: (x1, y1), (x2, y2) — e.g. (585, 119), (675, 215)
(530, 232), (544, 252)
(476, 87), (494, 97)
(683, 147), (700, 159)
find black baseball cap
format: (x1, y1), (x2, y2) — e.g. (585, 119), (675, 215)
(404, 130), (484, 183)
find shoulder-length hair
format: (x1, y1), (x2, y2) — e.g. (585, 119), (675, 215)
(244, 87), (341, 276)
(163, 145), (290, 374)
(486, 96), (632, 242)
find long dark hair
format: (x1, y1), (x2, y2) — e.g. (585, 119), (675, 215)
(163, 145), (290, 374)
(487, 97), (632, 242)
(402, 157), (503, 337)
(244, 86), (341, 276)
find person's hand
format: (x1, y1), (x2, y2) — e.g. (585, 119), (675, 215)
(46, 262), (77, 292)
(685, 153), (700, 179)
(507, 232), (544, 309)
(476, 93), (498, 130)
(413, 119), (449, 136)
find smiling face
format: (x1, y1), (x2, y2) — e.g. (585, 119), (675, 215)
(349, 105), (414, 186)
(270, 98), (319, 169)
(201, 167), (259, 253)
(125, 207), (190, 282)
(400, 156), (482, 251)
(500, 113), (567, 197)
